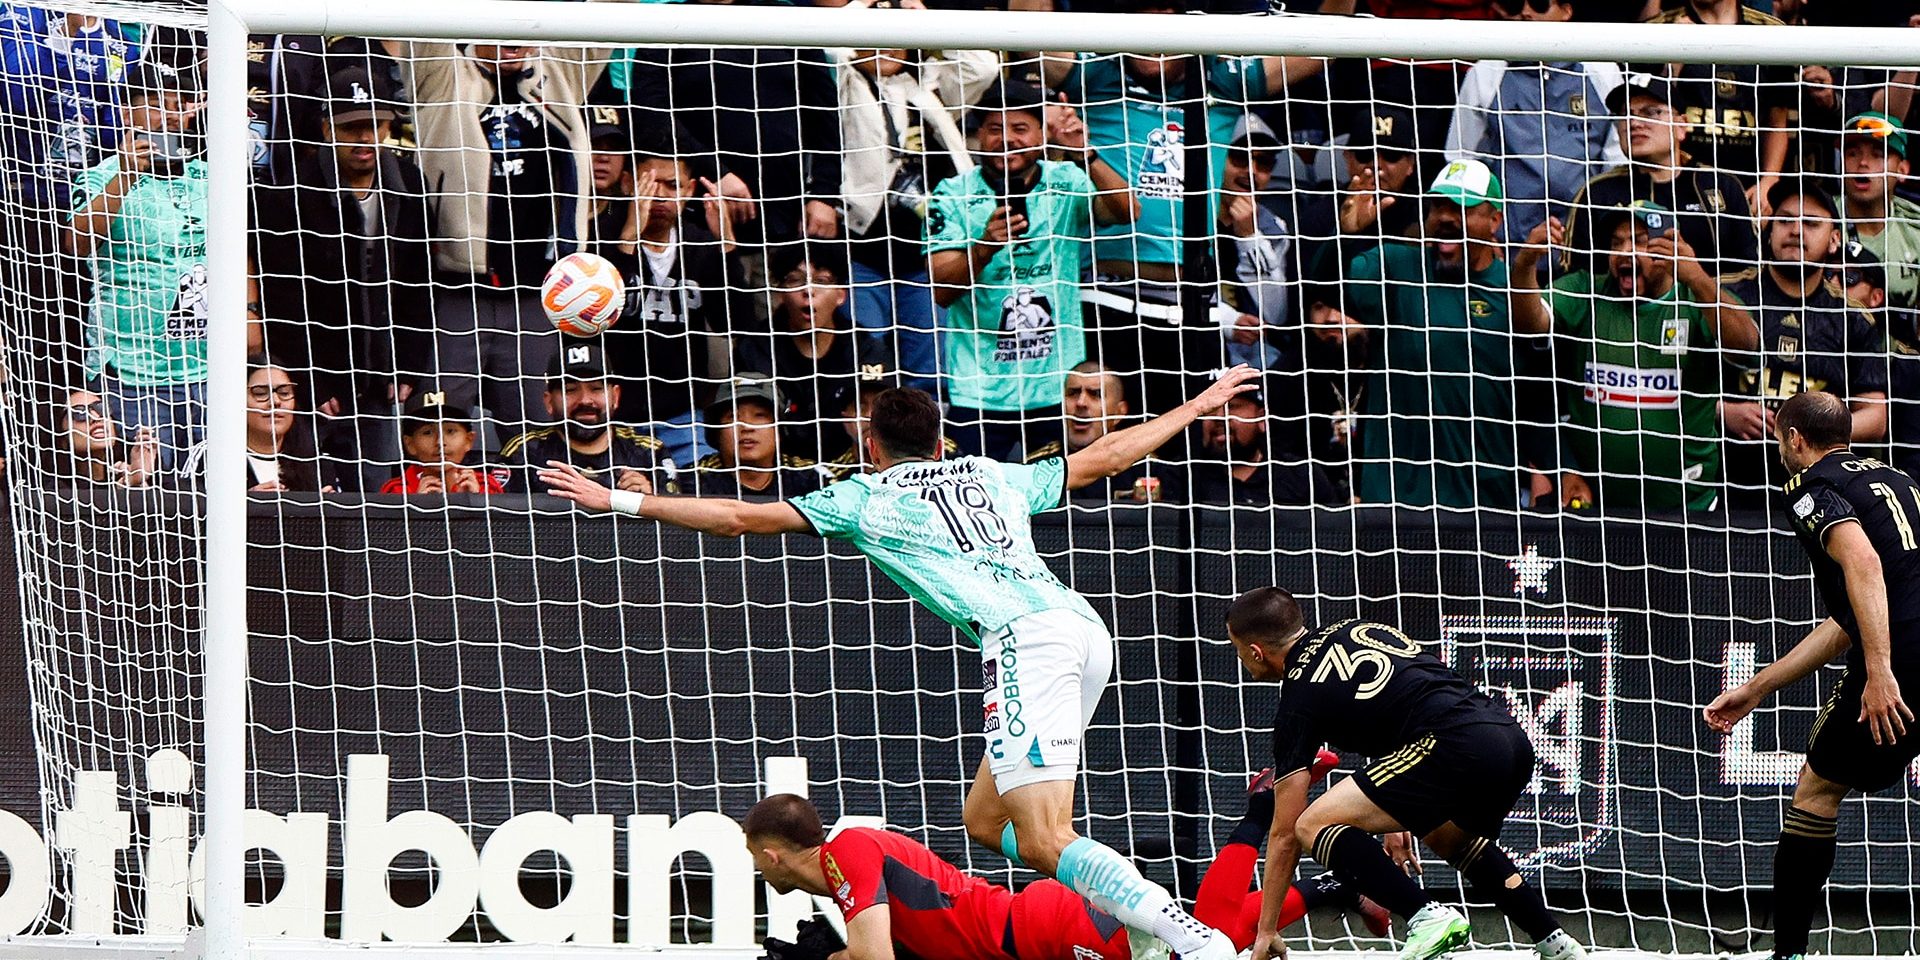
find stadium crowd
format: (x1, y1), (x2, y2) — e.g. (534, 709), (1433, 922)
(3, 0), (1920, 517)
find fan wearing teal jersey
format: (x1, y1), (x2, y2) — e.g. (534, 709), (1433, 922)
(542, 366), (1264, 960)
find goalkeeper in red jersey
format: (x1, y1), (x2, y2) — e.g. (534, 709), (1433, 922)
(746, 754), (1386, 960)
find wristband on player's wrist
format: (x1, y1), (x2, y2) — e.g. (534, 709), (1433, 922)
(608, 490), (647, 516)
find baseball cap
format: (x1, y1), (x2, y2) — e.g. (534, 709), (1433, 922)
(1839, 239), (1886, 291)
(1428, 158), (1504, 209)
(977, 79), (1050, 124)
(548, 341), (610, 386)
(1843, 111), (1908, 159)
(1600, 199), (1674, 234)
(326, 66), (395, 125)
(587, 104), (631, 147)
(1350, 105), (1417, 154)
(1767, 176), (1840, 220)
(126, 58), (201, 101)
(402, 384), (473, 427)
(704, 374), (789, 425)
(1230, 113), (1284, 153)
(1605, 72), (1677, 117)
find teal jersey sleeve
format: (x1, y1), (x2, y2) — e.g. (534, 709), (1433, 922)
(924, 173), (980, 254)
(788, 479), (871, 539)
(1208, 56), (1266, 99)
(999, 456), (1069, 515)
(71, 156), (119, 219)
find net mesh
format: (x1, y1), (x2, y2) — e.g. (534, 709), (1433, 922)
(0, 0), (1916, 954)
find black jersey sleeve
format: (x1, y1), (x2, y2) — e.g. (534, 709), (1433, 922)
(1270, 694), (1324, 779)
(1790, 482), (1859, 547)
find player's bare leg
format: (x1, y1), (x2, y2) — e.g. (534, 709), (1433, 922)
(963, 756), (1020, 861)
(1295, 779), (1466, 960)
(1771, 763), (1850, 960)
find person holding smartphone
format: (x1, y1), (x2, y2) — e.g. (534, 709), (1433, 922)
(924, 80), (1135, 461)
(57, 388), (158, 489)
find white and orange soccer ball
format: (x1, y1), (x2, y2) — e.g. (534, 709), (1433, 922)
(541, 252), (626, 336)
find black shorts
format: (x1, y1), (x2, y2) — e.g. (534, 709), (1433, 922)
(1355, 721), (1534, 838)
(1806, 667), (1920, 793)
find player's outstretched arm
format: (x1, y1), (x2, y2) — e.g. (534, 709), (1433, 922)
(837, 904), (894, 960)
(1704, 617), (1853, 734)
(539, 462), (812, 537)
(1250, 769), (1312, 960)
(1064, 365), (1263, 491)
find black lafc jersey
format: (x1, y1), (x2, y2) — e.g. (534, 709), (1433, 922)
(1271, 619), (1515, 776)
(1722, 271), (1886, 406)
(1784, 451), (1920, 670)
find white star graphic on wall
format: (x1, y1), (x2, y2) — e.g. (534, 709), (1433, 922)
(1508, 544), (1556, 597)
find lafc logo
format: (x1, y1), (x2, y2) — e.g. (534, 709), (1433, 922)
(1373, 113), (1396, 138)
(567, 345), (592, 365)
(1569, 94), (1587, 117)
(421, 391), (448, 407)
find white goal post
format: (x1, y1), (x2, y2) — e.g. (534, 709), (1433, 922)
(0, 1), (1888, 958)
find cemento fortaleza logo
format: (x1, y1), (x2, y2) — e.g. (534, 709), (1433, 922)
(0, 752), (875, 946)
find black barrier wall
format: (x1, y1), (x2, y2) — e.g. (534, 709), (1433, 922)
(222, 496), (1917, 895)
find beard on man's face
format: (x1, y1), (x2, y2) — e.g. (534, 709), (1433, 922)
(565, 402), (608, 444)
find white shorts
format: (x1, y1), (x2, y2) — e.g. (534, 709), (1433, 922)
(979, 608), (1115, 793)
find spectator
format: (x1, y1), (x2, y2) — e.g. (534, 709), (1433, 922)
(736, 246), (865, 463)
(242, 33), (325, 186)
(1315, 0), (1486, 182)
(620, 0), (844, 252)
(57, 388), (157, 489)
(0, 8), (140, 397)
(1860, 244), (1920, 478)
(596, 133), (752, 441)
(380, 386), (505, 495)
(1024, 360), (1179, 504)
(1342, 159), (1529, 509)
(1443, 0), (1626, 251)
(1183, 383), (1328, 506)
(243, 359), (338, 493)
(1562, 73), (1758, 277)
(401, 39), (609, 437)
(1719, 179), (1888, 507)
(1045, 13), (1321, 415)
(926, 80), (1134, 461)
(1330, 106), (1424, 253)
(683, 376), (824, 498)
(252, 65), (435, 492)
(1511, 203), (1758, 512)
(586, 104), (636, 245)
(500, 340), (662, 494)
(1638, 0), (1794, 214)
(817, 363), (960, 479)
(65, 57), (208, 469)
(832, 0), (996, 388)
(1838, 111), (1920, 311)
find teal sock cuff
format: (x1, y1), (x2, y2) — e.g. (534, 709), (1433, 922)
(1000, 822), (1026, 866)
(1054, 836), (1099, 890)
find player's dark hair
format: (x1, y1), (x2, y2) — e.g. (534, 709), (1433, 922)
(1777, 391), (1851, 451)
(1226, 586), (1304, 644)
(869, 388), (943, 461)
(1070, 359), (1129, 407)
(742, 794), (826, 849)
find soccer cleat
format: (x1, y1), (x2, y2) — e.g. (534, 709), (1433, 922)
(1399, 903), (1470, 960)
(1129, 932), (1172, 960)
(1247, 766), (1277, 795)
(1311, 748), (1342, 783)
(1355, 893), (1393, 937)
(1176, 929), (1238, 960)
(1534, 930), (1587, 960)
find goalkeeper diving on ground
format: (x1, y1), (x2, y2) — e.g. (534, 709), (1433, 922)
(744, 754), (1387, 960)
(542, 365), (1265, 960)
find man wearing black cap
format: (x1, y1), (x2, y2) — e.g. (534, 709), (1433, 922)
(685, 376), (825, 499)
(586, 104), (636, 246)
(1562, 73), (1757, 278)
(926, 78), (1134, 460)
(253, 65), (436, 490)
(1719, 179), (1889, 509)
(500, 341), (662, 495)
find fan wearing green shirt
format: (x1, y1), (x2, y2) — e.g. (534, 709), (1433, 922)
(541, 367), (1264, 960)
(925, 80), (1137, 462)
(1509, 202), (1759, 512)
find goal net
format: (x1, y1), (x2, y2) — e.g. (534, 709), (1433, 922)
(0, 0), (1916, 956)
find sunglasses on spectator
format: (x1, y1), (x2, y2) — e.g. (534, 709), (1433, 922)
(67, 402), (106, 424)
(1493, 0), (1556, 13)
(248, 384), (297, 402)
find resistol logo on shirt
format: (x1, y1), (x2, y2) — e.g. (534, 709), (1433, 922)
(1583, 362), (1681, 410)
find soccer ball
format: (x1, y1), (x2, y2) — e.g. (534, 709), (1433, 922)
(541, 252), (626, 336)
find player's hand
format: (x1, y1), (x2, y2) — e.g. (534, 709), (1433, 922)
(1860, 672), (1915, 746)
(541, 460), (615, 513)
(979, 205), (1027, 247)
(616, 468), (654, 493)
(1704, 682), (1764, 734)
(1186, 364), (1262, 417)
(1251, 930), (1286, 960)
(1382, 830), (1421, 876)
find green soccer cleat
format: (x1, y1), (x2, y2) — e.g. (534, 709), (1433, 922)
(1399, 903), (1471, 960)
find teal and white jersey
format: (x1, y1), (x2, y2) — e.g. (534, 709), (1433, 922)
(71, 156), (210, 386)
(925, 162), (1094, 412)
(788, 455), (1100, 642)
(1065, 54), (1264, 266)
